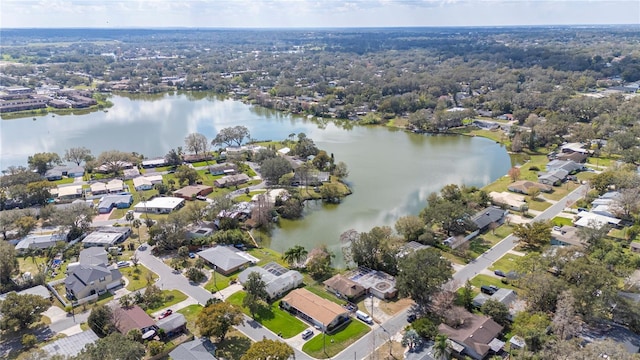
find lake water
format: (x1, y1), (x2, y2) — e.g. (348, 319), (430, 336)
(1, 92), (511, 265)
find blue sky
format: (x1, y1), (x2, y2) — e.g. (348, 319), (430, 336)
(1, 0), (639, 28)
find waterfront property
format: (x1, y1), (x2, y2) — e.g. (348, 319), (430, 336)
(134, 196), (185, 214)
(238, 262), (303, 300)
(280, 288), (351, 333)
(345, 267), (397, 300)
(197, 246), (254, 275)
(45, 164), (85, 181)
(323, 274), (367, 301)
(507, 180), (552, 194)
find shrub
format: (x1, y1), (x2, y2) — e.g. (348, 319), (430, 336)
(22, 334), (37, 348)
(529, 165), (540, 171)
(148, 340), (164, 356)
(412, 317), (438, 340)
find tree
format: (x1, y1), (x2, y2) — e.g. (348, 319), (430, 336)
(432, 334), (450, 360)
(260, 157), (292, 184)
(88, 304), (115, 337)
(27, 152), (62, 175)
(124, 210), (134, 225)
(312, 150), (331, 170)
(282, 245), (308, 268)
(552, 290), (582, 340)
(243, 271), (269, 317)
(64, 147), (93, 166)
(119, 294), (134, 309)
(528, 186), (541, 200)
(411, 317), (438, 339)
(305, 245), (334, 280)
(396, 248), (452, 311)
(512, 312), (551, 352)
(196, 302), (245, 341)
(512, 221), (551, 249)
(51, 202), (94, 240)
(508, 166), (521, 182)
(0, 292), (50, 331)
(174, 164), (200, 186)
(293, 133), (319, 159)
(95, 150), (138, 175)
(395, 215), (425, 241)
(241, 339), (294, 360)
(26, 181), (54, 206)
(186, 267), (206, 282)
(0, 241), (19, 285)
(333, 161), (349, 179)
(132, 218), (142, 240)
(459, 280), (474, 311)
(420, 193), (475, 236)
(211, 126), (250, 147)
(165, 147), (183, 167)
(251, 193), (274, 227)
(21, 334), (37, 349)
(184, 132), (210, 156)
(77, 333), (145, 360)
(401, 329), (423, 351)
(343, 226), (400, 275)
(481, 299), (510, 326)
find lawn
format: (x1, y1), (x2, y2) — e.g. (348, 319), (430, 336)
(469, 274), (519, 292)
(226, 291), (307, 338)
(123, 265), (158, 291)
(543, 182), (581, 201)
(52, 177), (76, 185)
(526, 198), (552, 212)
(146, 290), (188, 313)
(551, 216), (573, 227)
(303, 284), (346, 306)
(177, 304), (203, 335)
(488, 253), (523, 273)
(204, 271), (232, 292)
(302, 320), (371, 359)
(247, 247), (288, 267)
(216, 330), (252, 360)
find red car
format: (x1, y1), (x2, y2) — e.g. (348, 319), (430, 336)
(158, 309), (173, 319)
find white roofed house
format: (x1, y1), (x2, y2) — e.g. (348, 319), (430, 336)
(106, 179), (125, 193)
(133, 176), (153, 191)
(238, 262), (303, 300)
(15, 232), (67, 253)
(56, 184), (84, 199)
(134, 196), (185, 214)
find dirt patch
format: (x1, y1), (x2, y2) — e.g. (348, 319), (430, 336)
(378, 298), (413, 316)
(363, 340), (405, 360)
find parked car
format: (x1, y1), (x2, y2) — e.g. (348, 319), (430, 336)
(159, 309), (173, 319)
(407, 313), (417, 323)
(301, 329), (314, 340)
(481, 285), (499, 295)
(116, 261), (130, 268)
(188, 252), (196, 259)
(494, 269), (506, 277)
(552, 226), (562, 231)
(356, 310), (373, 324)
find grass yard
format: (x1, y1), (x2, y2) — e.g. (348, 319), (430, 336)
(544, 182), (581, 201)
(551, 216), (573, 227)
(526, 198), (552, 212)
(52, 177), (76, 185)
(303, 284), (346, 306)
(470, 274), (519, 292)
(177, 304), (203, 335)
(204, 271), (232, 292)
(124, 265), (158, 291)
(146, 290), (188, 313)
(216, 330), (252, 360)
(247, 247), (288, 267)
(302, 320), (371, 359)
(488, 253), (523, 273)
(226, 291), (307, 338)
(234, 190), (266, 203)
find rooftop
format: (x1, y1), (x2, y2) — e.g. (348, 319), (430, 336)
(282, 288), (348, 326)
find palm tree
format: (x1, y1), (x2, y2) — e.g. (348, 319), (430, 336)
(132, 218), (142, 243)
(433, 334), (450, 360)
(282, 245), (308, 268)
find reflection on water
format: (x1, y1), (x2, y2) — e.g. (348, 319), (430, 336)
(0, 92), (511, 267)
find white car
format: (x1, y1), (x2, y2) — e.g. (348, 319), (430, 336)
(116, 261), (130, 268)
(301, 329), (314, 340)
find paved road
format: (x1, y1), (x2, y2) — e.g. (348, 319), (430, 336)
(452, 184), (588, 286)
(136, 244), (214, 305)
(49, 311), (91, 333)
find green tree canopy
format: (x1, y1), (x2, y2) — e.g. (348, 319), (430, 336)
(87, 304), (115, 337)
(396, 248), (452, 311)
(0, 292), (50, 331)
(241, 339), (294, 360)
(196, 302), (245, 341)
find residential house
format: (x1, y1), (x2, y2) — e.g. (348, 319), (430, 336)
(574, 211), (621, 229)
(187, 226), (214, 239)
(97, 194), (133, 214)
(346, 267), (397, 299)
(591, 191), (622, 207)
(133, 176), (153, 191)
(538, 169), (569, 186)
(396, 241), (431, 258)
(156, 313), (187, 337)
(557, 152), (588, 163)
(169, 338), (217, 360)
(214, 173), (250, 188)
(209, 163), (238, 176)
(141, 158), (166, 168)
(551, 226), (586, 248)
(507, 181), (552, 195)
(438, 312), (504, 360)
(238, 262), (303, 300)
(471, 207), (508, 233)
(560, 142), (590, 154)
(15, 232), (67, 253)
(123, 168), (140, 179)
(293, 170), (330, 186)
(56, 184), (84, 199)
(488, 191), (527, 212)
(182, 153), (213, 163)
(0, 285), (52, 301)
(95, 161), (133, 174)
(546, 160), (585, 174)
(106, 179), (125, 193)
(472, 288), (525, 321)
(90, 182), (108, 195)
(41, 330), (99, 358)
(280, 288), (351, 333)
(581, 323), (640, 355)
(173, 185), (213, 200)
(65, 248), (122, 300)
(323, 274), (367, 301)
(197, 246), (253, 275)
(82, 227), (131, 247)
(45, 165), (85, 181)
(134, 197), (185, 214)
(113, 305), (156, 336)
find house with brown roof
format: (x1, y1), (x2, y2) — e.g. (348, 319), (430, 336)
(323, 274), (366, 301)
(438, 312), (504, 360)
(507, 181), (552, 195)
(113, 305), (156, 336)
(214, 173), (250, 188)
(173, 185), (213, 200)
(281, 288), (350, 333)
(551, 225), (586, 248)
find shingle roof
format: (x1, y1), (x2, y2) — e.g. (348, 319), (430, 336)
(197, 246), (250, 273)
(323, 274), (366, 298)
(41, 329), (99, 357)
(169, 338), (217, 360)
(156, 313), (186, 332)
(282, 288), (348, 326)
(438, 312), (503, 359)
(471, 207), (505, 230)
(113, 305), (156, 334)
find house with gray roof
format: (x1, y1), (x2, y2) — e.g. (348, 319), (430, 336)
(538, 168), (569, 186)
(238, 262), (303, 300)
(42, 329), (99, 358)
(155, 313), (186, 337)
(169, 337), (217, 360)
(197, 246), (253, 275)
(471, 207), (508, 233)
(65, 249), (122, 300)
(97, 194), (133, 214)
(0, 285), (52, 301)
(15, 232), (67, 253)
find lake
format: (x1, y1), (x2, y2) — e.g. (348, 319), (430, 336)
(1, 92), (512, 265)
